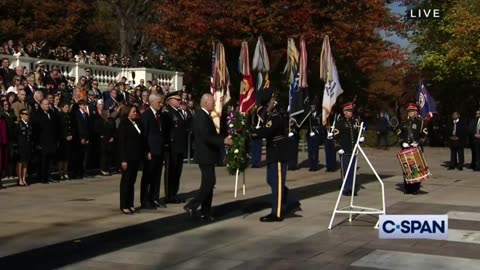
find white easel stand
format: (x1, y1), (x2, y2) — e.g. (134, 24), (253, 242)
(234, 168), (246, 198)
(328, 122), (386, 230)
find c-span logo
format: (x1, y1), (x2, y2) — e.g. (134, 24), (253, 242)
(379, 215), (448, 240)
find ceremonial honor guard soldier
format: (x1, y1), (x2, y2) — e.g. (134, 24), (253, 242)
(250, 105), (263, 168)
(287, 118), (300, 171)
(251, 89), (300, 222)
(306, 103), (323, 171)
(16, 109), (32, 186)
(324, 115), (337, 172)
(333, 102), (360, 196)
(163, 91), (188, 204)
(397, 103), (428, 194)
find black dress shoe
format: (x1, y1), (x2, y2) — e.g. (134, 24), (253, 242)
(342, 191), (352, 196)
(183, 205), (198, 218)
(141, 203), (156, 210)
(165, 198), (182, 204)
(153, 200), (167, 208)
(457, 166), (463, 171)
(260, 214), (283, 222)
(200, 214), (215, 222)
(121, 209), (133, 215)
(174, 196), (186, 203)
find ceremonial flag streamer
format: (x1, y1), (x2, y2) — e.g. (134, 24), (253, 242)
(284, 38), (304, 125)
(253, 36), (271, 102)
(416, 80), (437, 120)
(320, 35), (343, 126)
(211, 42), (231, 133)
(238, 41), (255, 113)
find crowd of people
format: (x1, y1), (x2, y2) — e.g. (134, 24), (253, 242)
(0, 57), (196, 194)
(1, 39), (154, 68)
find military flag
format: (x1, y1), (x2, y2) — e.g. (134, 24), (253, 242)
(253, 36), (271, 104)
(238, 41), (255, 113)
(211, 42), (231, 133)
(416, 80), (437, 120)
(320, 35), (343, 126)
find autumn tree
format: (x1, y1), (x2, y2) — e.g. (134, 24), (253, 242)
(403, 0), (480, 116)
(146, 0), (407, 103)
(98, 0), (155, 58)
(0, 0), (92, 46)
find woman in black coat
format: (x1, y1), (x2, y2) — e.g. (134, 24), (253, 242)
(117, 105), (143, 214)
(1, 99), (17, 180)
(57, 102), (74, 180)
(94, 104), (117, 176)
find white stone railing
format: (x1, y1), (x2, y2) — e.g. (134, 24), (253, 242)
(1, 54), (183, 90)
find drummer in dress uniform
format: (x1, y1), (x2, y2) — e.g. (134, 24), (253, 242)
(16, 109), (33, 186)
(251, 89), (300, 222)
(333, 102), (360, 196)
(396, 103), (428, 194)
(306, 104), (323, 171)
(162, 91), (188, 204)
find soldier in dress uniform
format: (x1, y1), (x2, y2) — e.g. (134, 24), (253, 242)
(396, 103), (428, 194)
(251, 89), (300, 222)
(250, 105), (263, 168)
(287, 119), (300, 170)
(163, 91), (188, 204)
(306, 104), (323, 171)
(324, 114), (337, 172)
(333, 102), (361, 196)
(16, 109), (32, 186)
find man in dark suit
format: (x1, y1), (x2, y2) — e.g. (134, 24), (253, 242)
(32, 99), (58, 183)
(116, 82), (130, 104)
(74, 100), (91, 178)
(163, 91), (188, 203)
(140, 93), (167, 209)
(184, 93), (232, 221)
(446, 111), (467, 170)
(0, 58), (14, 88)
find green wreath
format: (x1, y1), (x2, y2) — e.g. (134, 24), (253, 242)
(225, 111), (250, 175)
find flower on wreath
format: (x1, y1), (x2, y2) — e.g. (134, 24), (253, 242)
(225, 111), (250, 175)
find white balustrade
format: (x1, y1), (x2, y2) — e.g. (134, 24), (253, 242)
(1, 54), (183, 89)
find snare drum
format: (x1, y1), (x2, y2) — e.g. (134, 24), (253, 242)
(396, 147), (431, 184)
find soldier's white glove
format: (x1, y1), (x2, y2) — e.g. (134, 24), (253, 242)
(402, 143), (409, 148)
(288, 132), (294, 137)
(411, 142), (418, 147)
(327, 132), (333, 139)
(359, 136), (365, 143)
(338, 149), (345, 155)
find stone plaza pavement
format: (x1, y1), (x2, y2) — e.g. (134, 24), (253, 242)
(0, 147), (479, 269)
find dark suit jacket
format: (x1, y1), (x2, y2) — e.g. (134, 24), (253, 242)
(32, 110), (57, 153)
(24, 84), (36, 97)
(163, 105), (188, 154)
(75, 109), (91, 142)
(117, 90), (130, 104)
(141, 108), (165, 157)
(445, 119), (467, 145)
(118, 118), (143, 162)
(0, 67), (15, 88)
(192, 109), (224, 165)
